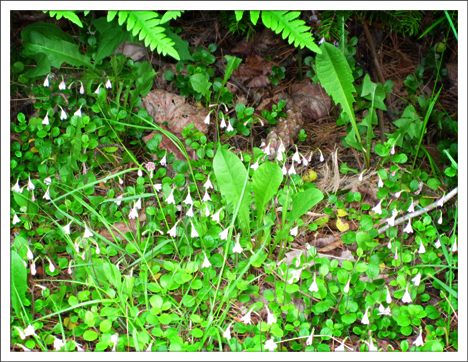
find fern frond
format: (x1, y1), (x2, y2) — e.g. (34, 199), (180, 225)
(364, 10), (423, 36)
(261, 11), (320, 53)
(44, 10), (83, 28)
(161, 11), (184, 24)
(113, 11), (179, 60)
(318, 11), (353, 41)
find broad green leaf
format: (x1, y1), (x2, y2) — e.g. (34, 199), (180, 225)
(213, 148), (251, 235)
(234, 11), (245, 21)
(103, 262), (122, 291)
(223, 55), (242, 88)
(250, 11), (261, 25)
(11, 251), (28, 318)
(94, 18), (129, 62)
(190, 73), (212, 97)
(47, 11), (83, 27)
(24, 31), (94, 73)
(22, 22), (74, 43)
(287, 187), (324, 222)
(83, 330), (99, 341)
(251, 161), (282, 223)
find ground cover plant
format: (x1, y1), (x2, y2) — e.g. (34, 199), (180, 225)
(9, 9), (459, 353)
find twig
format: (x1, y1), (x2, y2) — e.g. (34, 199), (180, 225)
(375, 187), (458, 240)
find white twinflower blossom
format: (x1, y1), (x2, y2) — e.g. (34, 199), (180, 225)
(241, 308), (252, 325)
(27, 177), (35, 191)
(118, 177), (124, 185)
(390, 144), (395, 155)
(387, 209), (397, 226)
(43, 74), (49, 87)
(105, 78), (112, 89)
(434, 239), (441, 249)
(184, 191), (193, 205)
(203, 112), (210, 125)
(226, 121), (234, 132)
(290, 226), (298, 236)
(160, 154), (167, 166)
(202, 190), (212, 202)
(42, 113), (49, 125)
(358, 171), (364, 182)
(438, 213), (443, 224)
(386, 287), (392, 304)
(387, 240), (392, 249)
(402, 287), (412, 303)
(43, 186), (51, 200)
(282, 164), (287, 175)
(319, 150), (324, 162)
(58, 77), (66, 90)
(452, 239), (458, 253)
(343, 279), (350, 293)
(232, 239), (243, 254)
(361, 308), (370, 324)
(436, 195), (444, 208)
(266, 308), (276, 325)
(111, 333), (119, 352)
(264, 338), (277, 352)
(191, 222), (199, 238)
(83, 225), (93, 238)
(79, 82), (85, 94)
(187, 205), (194, 217)
(54, 337), (65, 351)
(44, 176), (52, 185)
(12, 179), (21, 192)
(60, 107), (67, 120)
(407, 199), (415, 212)
(276, 150), (283, 162)
(26, 247), (34, 260)
(412, 272), (421, 286)
(203, 178), (213, 189)
(413, 329), (424, 347)
(292, 149), (301, 163)
(48, 257), (55, 273)
(220, 228), (229, 240)
(393, 191), (402, 199)
(165, 189), (175, 205)
(128, 206), (139, 219)
(201, 253), (211, 268)
(251, 160), (259, 170)
(335, 343), (346, 351)
(220, 117), (226, 128)
(378, 176), (384, 188)
(309, 274), (319, 292)
(372, 200), (382, 214)
(135, 198), (142, 209)
(403, 219), (413, 233)
(94, 84), (101, 94)
(30, 262), (36, 275)
(223, 324), (231, 339)
(114, 194), (123, 206)
(378, 305), (392, 316)
(211, 209), (221, 222)
(418, 241), (426, 254)
(288, 268), (302, 284)
(167, 222), (178, 237)
(302, 155), (309, 166)
(288, 163), (296, 175)
(12, 214), (21, 225)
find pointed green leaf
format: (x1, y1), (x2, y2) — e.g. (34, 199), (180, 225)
(287, 187), (324, 222)
(252, 161), (283, 222)
(11, 251), (28, 318)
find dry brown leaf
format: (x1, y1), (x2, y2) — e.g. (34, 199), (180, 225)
(290, 80), (332, 120)
(141, 89), (209, 134)
(231, 54), (273, 88)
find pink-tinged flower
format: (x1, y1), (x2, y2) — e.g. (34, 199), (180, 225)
(31, 190), (35, 202)
(42, 113), (50, 125)
(412, 272), (421, 286)
(94, 84), (101, 94)
(276, 150), (283, 162)
(30, 262), (36, 275)
(408, 199), (415, 212)
(68, 266), (72, 274)
(137, 169), (143, 177)
(183, 191), (193, 205)
(128, 205), (139, 219)
(12, 179), (21, 192)
(118, 177), (124, 185)
(43, 74), (49, 87)
(418, 241), (426, 254)
(48, 257), (55, 273)
(318, 37), (325, 45)
(366, 339), (378, 351)
(17, 343), (32, 352)
(114, 194), (123, 206)
(452, 240), (458, 253)
(204, 205), (210, 217)
(75, 342), (85, 352)
(12, 213), (21, 225)
(15, 327), (26, 340)
(387, 209), (397, 226)
(437, 213), (443, 224)
(394, 191), (402, 199)
(402, 287), (412, 303)
(167, 221), (178, 237)
(307, 152), (312, 162)
(306, 332), (314, 346)
(105, 78), (112, 89)
(73, 105), (83, 117)
(302, 155), (309, 166)
(79, 82), (85, 94)
(434, 239), (441, 249)
(241, 308), (252, 325)
(211, 209), (221, 222)
(394, 248), (398, 260)
(387, 240), (392, 249)
(26, 247), (34, 260)
(251, 160), (259, 170)
(266, 308), (276, 325)
(391, 170), (396, 177)
(343, 279), (350, 293)
(201, 253), (211, 268)
(403, 219), (413, 233)
(436, 195), (444, 207)
(226, 121), (234, 132)
(378, 176), (384, 188)
(81, 252), (86, 260)
(44, 176), (52, 185)
(413, 329), (424, 347)
(232, 239), (243, 254)
(264, 338), (277, 352)
(160, 154), (167, 166)
(309, 274), (319, 292)
(58, 77), (66, 90)
(378, 305), (392, 316)
(110, 333), (119, 352)
(263, 143), (271, 156)
(361, 308), (370, 324)
(187, 205), (194, 217)
(223, 324), (232, 339)
(165, 189), (175, 204)
(386, 287), (392, 304)
(288, 163), (296, 175)
(83, 225), (93, 238)
(290, 226), (298, 236)
(282, 164), (287, 175)
(220, 117), (226, 128)
(203, 112), (210, 125)
(43, 186), (51, 200)
(220, 228), (229, 240)
(292, 148), (301, 163)
(204, 178), (213, 189)
(74, 240), (80, 253)
(27, 177), (35, 191)
(60, 106), (67, 120)
(358, 171), (364, 182)
(145, 162), (155, 174)
(202, 190), (211, 202)
(390, 144), (395, 155)
(191, 222), (199, 238)
(372, 200), (382, 214)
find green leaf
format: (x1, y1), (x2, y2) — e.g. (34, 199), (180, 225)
(83, 330), (99, 341)
(160, 11), (184, 24)
(251, 161), (282, 223)
(172, 160), (188, 174)
(341, 313), (356, 324)
(213, 147), (252, 235)
(223, 55), (242, 89)
(234, 11), (244, 22)
(24, 31), (94, 74)
(190, 73), (212, 97)
(164, 26), (193, 61)
(93, 18), (129, 63)
(316, 42), (356, 138)
(103, 262), (122, 291)
(287, 187), (324, 222)
(11, 251), (28, 318)
(47, 11), (83, 27)
(250, 11), (261, 25)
